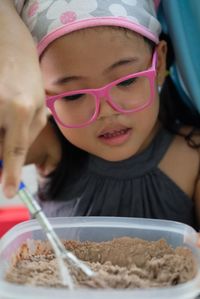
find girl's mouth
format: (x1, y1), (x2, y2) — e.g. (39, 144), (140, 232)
(98, 128), (132, 146)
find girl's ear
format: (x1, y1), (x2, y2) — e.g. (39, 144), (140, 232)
(156, 40), (167, 86)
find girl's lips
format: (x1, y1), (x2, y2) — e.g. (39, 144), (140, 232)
(98, 127), (132, 146)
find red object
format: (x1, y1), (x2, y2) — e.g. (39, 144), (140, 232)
(0, 206), (30, 237)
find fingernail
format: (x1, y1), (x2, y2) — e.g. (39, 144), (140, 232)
(4, 186), (17, 198)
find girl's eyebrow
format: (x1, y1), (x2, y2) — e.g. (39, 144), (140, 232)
(53, 57), (139, 85)
(53, 75), (82, 85)
(104, 57), (139, 73)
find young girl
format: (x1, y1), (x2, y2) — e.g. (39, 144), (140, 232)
(16, 0), (200, 229)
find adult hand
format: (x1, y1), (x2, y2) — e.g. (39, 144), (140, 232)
(0, 0), (47, 198)
(26, 119), (62, 178)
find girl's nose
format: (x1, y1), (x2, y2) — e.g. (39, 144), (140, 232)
(97, 96), (119, 120)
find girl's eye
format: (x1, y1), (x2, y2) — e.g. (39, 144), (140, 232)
(62, 93), (85, 101)
(117, 77), (138, 87)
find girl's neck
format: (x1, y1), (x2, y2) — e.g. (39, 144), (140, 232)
(137, 121), (161, 154)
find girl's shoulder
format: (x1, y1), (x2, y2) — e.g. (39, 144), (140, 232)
(169, 125), (199, 154)
(159, 126), (199, 198)
(164, 126), (199, 164)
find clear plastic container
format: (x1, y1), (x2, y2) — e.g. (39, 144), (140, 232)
(0, 217), (200, 299)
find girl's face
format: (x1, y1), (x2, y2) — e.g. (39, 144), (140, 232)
(41, 28), (167, 161)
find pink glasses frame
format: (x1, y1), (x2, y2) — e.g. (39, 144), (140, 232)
(46, 50), (157, 128)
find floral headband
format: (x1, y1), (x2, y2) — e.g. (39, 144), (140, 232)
(15, 0), (161, 56)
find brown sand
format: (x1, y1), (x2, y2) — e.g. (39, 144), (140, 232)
(5, 237), (197, 289)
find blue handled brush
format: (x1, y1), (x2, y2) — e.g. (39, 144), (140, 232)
(0, 161), (94, 289)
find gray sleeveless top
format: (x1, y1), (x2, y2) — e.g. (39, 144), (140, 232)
(38, 128), (197, 229)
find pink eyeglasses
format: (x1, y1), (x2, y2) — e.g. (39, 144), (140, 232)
(46, 50), (157, 128)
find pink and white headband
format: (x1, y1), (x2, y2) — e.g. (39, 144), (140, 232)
(15, 0), (161, 56)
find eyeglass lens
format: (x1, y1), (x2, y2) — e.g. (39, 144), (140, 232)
(54, 74), (151, 127)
